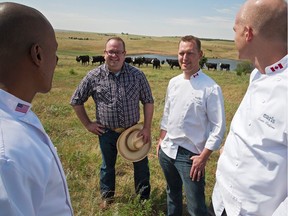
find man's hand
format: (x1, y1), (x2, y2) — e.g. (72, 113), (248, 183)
(85, 122), (105, 135)
(190, 155), (207, 181)
(156, 139), (162, 158)
(156, 130), (167, 158)
(190, 148), (212, 181)
(138, 127), (151, 144)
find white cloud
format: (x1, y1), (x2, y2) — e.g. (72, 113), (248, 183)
(216, 8), (234, 15)
(203, 16), (233, 23)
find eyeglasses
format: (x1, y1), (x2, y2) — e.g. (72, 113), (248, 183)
(104, 50), (125, 56)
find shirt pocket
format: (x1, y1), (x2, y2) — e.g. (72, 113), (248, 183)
(94, 85), (113, 104)
(124, 82), (139, 100)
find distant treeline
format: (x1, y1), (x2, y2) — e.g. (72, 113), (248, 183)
(200, 38), (234, 42)
(67, 36), (233, 43)
(68, 33), (120, 41)
(68, 37), (90, 40)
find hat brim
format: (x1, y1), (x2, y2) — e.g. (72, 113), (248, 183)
(117, 123), (151, 162)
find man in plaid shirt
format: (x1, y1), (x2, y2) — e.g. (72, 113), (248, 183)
(70, 37), (154, 209)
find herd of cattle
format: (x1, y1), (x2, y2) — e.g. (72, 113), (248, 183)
(205, 62), (230, 71)
(76, 55), (230, 71)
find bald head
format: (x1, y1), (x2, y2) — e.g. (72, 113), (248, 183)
(0, 2), (58, 102)
(0, 2), (53, 61)
(238, 0), (287, 42)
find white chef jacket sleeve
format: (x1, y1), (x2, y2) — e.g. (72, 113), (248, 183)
(160, 85), (170, 131)
(205, 85), (226, 150)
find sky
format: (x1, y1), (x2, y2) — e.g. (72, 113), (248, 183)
(4, 0), (246, 40)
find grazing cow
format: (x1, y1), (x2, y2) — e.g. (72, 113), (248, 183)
(91, 55), (105, 65)
(205, 63), (217, 70)
(166, 58), (181, 69)
(125, 57), (133, 64)
(152, 58), (161, 69)
(219, 63), (230, 71)
(132, 57), (145, 67)
(143, 57), (154, 66)
(76, 55), (90, 65)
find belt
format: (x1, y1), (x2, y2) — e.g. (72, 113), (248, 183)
(111, 127), (126, 133)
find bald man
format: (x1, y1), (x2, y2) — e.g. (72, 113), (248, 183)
(0, 2), (73, 215)
(210, 0), (287, 215)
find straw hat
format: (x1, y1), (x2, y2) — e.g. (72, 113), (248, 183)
(117, 123), (151, 162)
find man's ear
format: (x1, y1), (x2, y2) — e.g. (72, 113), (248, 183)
(244, 26), (254, 42)
(199, 50), (203, 58)
(30, 43), (42, 66)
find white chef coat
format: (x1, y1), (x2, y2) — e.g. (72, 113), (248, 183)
(160, 69), (226, 158)
(0, 90), (73, 216)
(212, 55), (288, 216)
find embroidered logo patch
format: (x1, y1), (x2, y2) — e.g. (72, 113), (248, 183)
(15, 103), (29, 113)
(258, 113), (276, 129)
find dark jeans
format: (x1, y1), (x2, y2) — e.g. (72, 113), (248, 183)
(98, 129), (150, 200)
(159, 147), (207, 216)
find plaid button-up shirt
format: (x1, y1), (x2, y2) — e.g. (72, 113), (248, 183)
(70, 63), (154, 128)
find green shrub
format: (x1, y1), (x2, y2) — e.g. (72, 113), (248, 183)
(199, 55), (208, 68)
(236, 61), (254, 76)
(69, 69), (77, 75)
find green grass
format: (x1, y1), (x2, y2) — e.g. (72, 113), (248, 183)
(32, 31), (249, 215)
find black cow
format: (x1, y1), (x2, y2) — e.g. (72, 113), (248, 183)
(152, 58), (161, 69)
(219, 63), (230, 71)
(205, 63), (217, 70)
(125, 57), (133, 64)
(143, 57), (154, 66)
(132, 57), (145, 67)
(166, 58), (181, 69)
(76, 55), (90, 65)
(91, 56), (105, 65)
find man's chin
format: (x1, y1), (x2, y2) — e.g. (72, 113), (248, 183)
(182, 66), (189, 71)
(108, 65), (122, 72)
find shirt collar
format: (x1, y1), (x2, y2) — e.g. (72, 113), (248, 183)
(189, 69), (202, 80)
(0, 89), (31, 116)
(104, 63), (126, 76)
(265, 55), (287, 75)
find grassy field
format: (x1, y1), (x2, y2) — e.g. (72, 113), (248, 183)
(33, 31), (249, 215)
